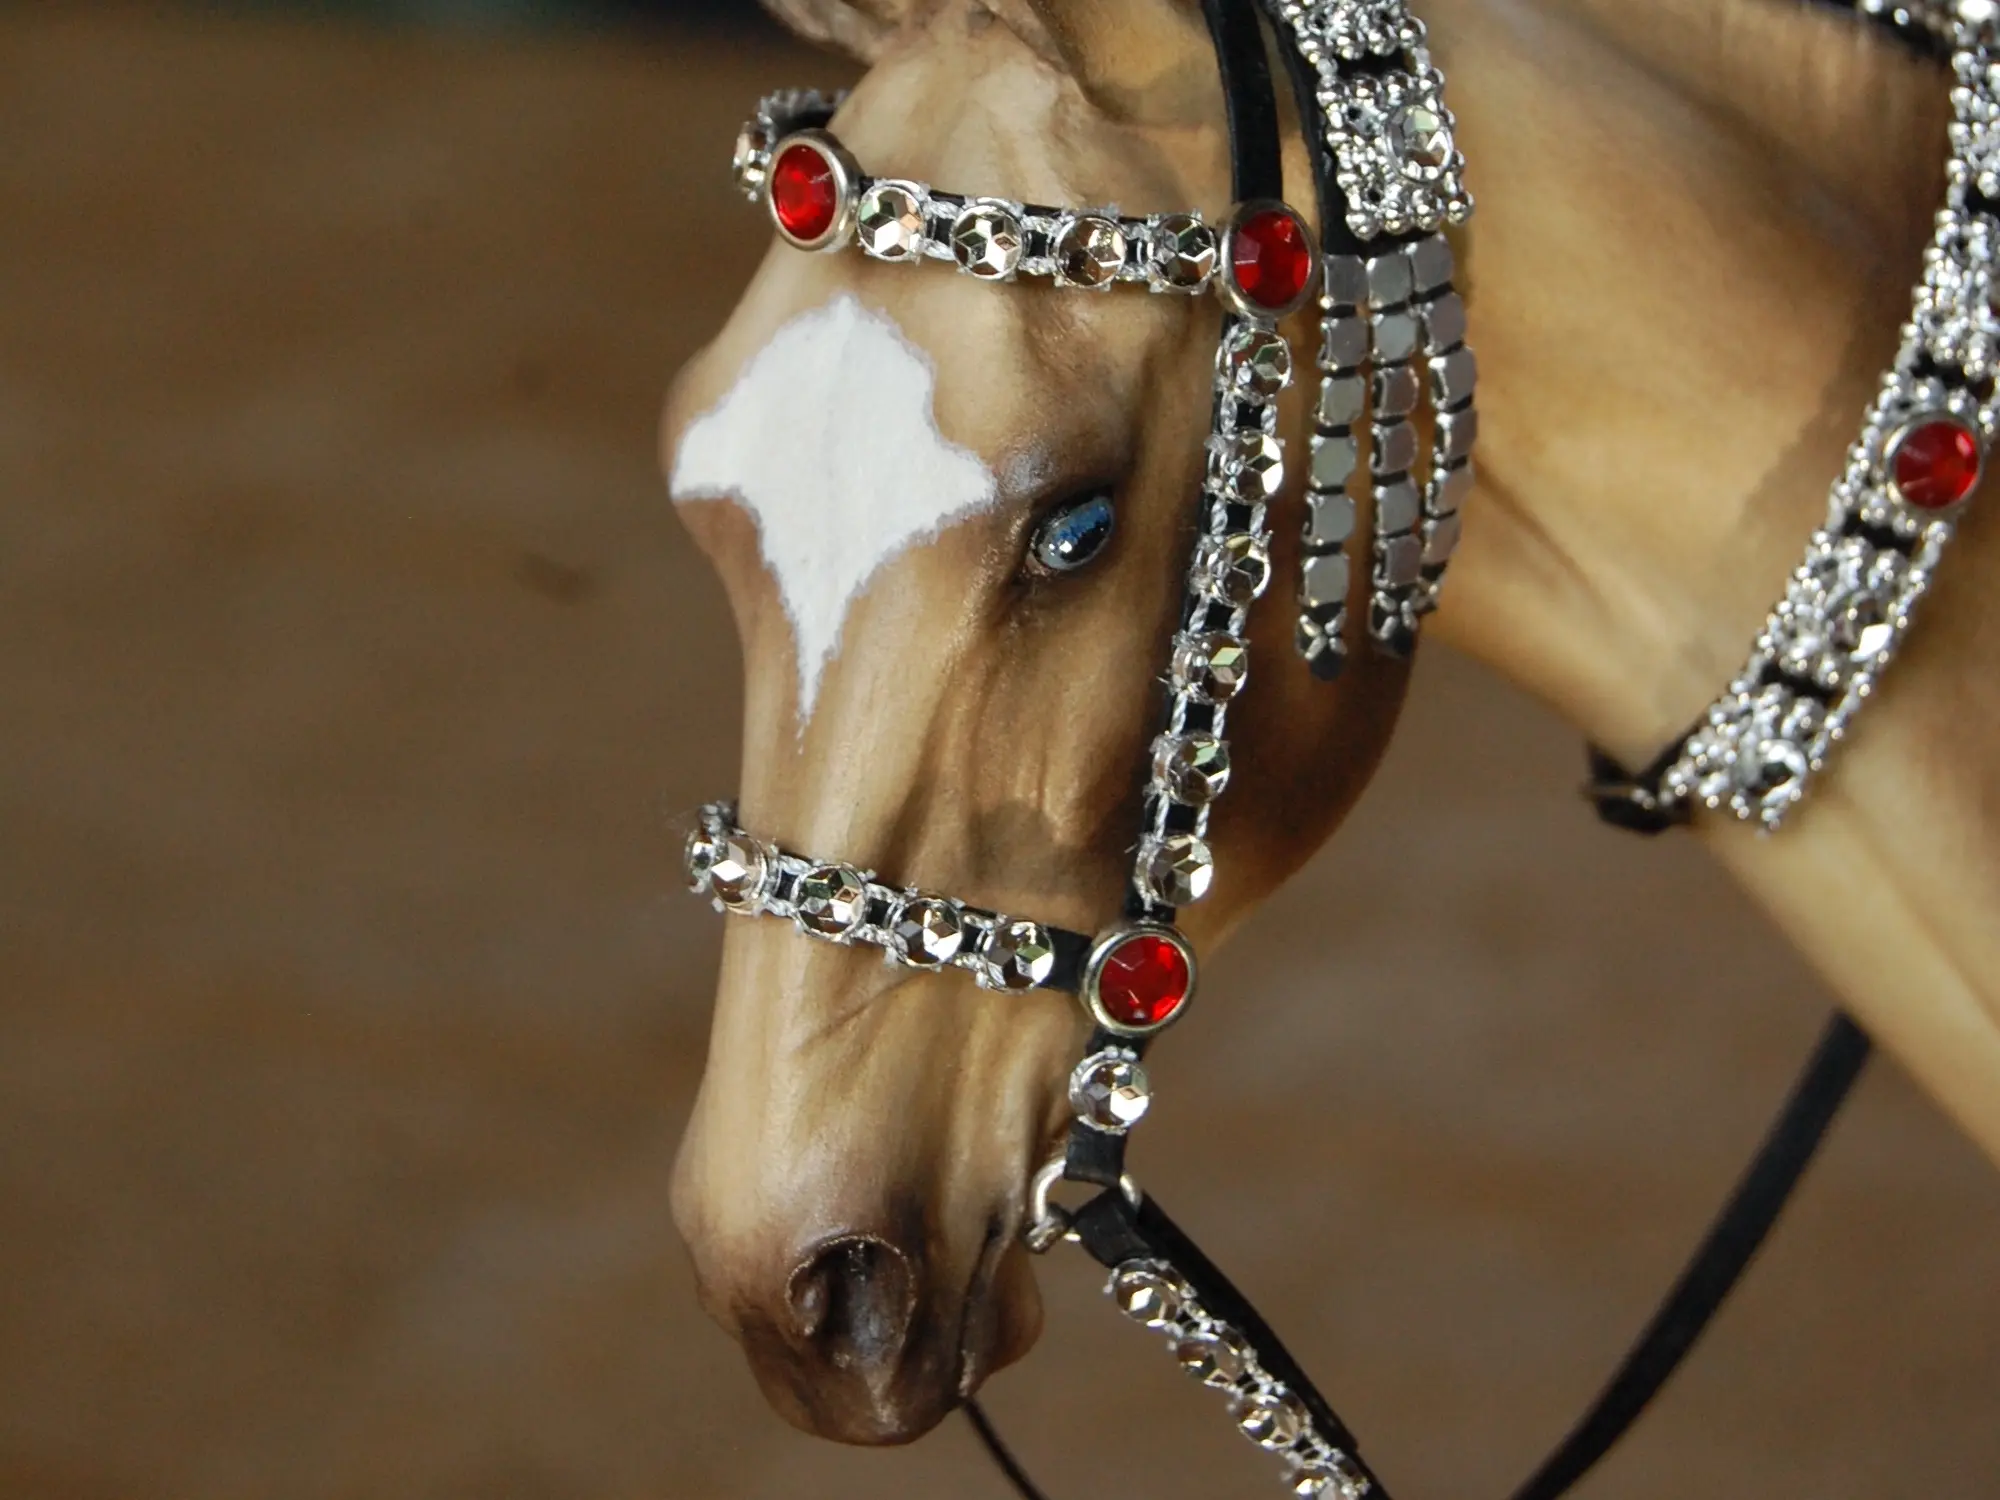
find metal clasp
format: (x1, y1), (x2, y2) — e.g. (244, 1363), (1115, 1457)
(1024, 1154), (1142, 1255)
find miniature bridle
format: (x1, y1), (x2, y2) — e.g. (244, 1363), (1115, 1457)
(684, 1), (1991, 1495)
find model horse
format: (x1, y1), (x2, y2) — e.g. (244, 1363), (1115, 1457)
(663, 0), (2000, 1450)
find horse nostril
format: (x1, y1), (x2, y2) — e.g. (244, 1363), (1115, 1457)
(786, 1236), (916, 1373)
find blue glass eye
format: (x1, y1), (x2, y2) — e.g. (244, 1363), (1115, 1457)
(1031, 492), (1115, 573)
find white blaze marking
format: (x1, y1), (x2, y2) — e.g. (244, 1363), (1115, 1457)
(670, 294), (999, 723)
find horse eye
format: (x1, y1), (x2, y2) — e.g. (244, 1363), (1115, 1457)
(1029, 492), (1116, 574)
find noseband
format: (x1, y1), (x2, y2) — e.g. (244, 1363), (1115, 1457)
(688, 1), (1991, 1495)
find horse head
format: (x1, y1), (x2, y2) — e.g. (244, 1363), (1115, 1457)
(662, 0), (1412, 1444)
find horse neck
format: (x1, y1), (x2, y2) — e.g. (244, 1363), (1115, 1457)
(1421, 1), (2000, 1163)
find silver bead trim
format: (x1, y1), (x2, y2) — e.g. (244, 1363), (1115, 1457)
(1107, 1258), (1373, 1498)
(1131, 318), (1292, 912)
(1658, 21), (1997, 828)
(688, 803), (1066, 992)
(737, 93), (1218, 294)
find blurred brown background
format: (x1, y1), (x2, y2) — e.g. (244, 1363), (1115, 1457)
(1, 7), (1995, 1498)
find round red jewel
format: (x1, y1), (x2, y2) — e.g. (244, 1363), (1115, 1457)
(771, 142), (839, 244)
(1891, 418), (1982, 510)
(1229, 209), (1313, 311)
(1096, 933), (1192, 1030)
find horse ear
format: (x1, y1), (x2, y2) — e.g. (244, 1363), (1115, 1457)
(757, 0), (917, 62)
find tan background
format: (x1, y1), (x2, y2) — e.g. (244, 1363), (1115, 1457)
(1, 9), (1995, 1498)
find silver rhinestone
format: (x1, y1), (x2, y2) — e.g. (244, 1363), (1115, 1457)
(1306, 493), (1357, 549)
(951, 203), (1024, 279)
(1376, 479), (1422, 534)
(732, 124), (771, 193)
(796, 864), (867, 937)
(1312, 433), (1358, 491)
(1237, 1392), (1307, 1450)
(1174, 1328), (1251, 1387)
(1318, 373), (1365, 428)
(1172, 633), (1250, 703)
(1439, 408), (1479, 462)
(1389, 103), (1452, 176)
(1054, 214), (1127, 287)
(1228, 434), (1285, 499)
(1322, 254), (1368, 309)
(1377, 533), (1424, 587)
(1373, 420), (1418, 476)
(1431, 347), (1478, 407)
(1373, 310), (1420, 362)
(1409, 233), (1454, 292)
(1302, 551), (1351, 610)
(1321, 315), (1369, 371)
(1365, 251), (1413, 309)
(1293, 1454), (1370, 1499)
(1109, 1263), (1187, 1328)
(1828, 591), (1895, 659)
(1155, 733), (1231, 804)
(1432, 462), (1473, 515)
(1423, 292), (1467, 353)
(1200, 533), (1273, 606)
(706, 833), (769, 911)
(1373, 364), (1419, 418)
(1150, 213), (1217, 289)
(1422, 513), (1463, 567)
(685, 826), (718, 889)
(891, 897), (964, 965)
(981, 919), (1055, 990)
(1141, 833), (1214, 906)
(1070, 1051), (1152, 1131)
(856, 181), (927, 260)
(1227, 328), (1293, 397)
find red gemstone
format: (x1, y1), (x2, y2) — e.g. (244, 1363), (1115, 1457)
(771, 142), (839, 244)
(1891, 418), (1982, 510)
(1229, 209), (1313, 311)
(1097, 933), (1192, 1030)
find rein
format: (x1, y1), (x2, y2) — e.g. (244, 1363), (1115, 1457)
(687, 0), (1987, 1494)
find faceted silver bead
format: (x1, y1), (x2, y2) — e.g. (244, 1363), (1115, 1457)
(981, 919), (1056, 990)
(684, 826), (718, 890)
(1376, 478), (1422, 534)
(1301, 552), (1351, 611)
(1140, 833), (1214, 906)
(1372, 420), (1417, 477)
(1171, 632), (1250, 703)
(1377, 533), (1424, 588)
(1422, 513), (1463, 567)
(856, 181), (927, 260)
(1174, 1328), (1251, 1388)
(951, 203), (1024, 280)
(1228, 434), (1285, 500)
(1388, 103), (1452, 176)
(1318, 373), (1365, 428)
(1199, 533), (1273, 606)
(1292, 1454), (1370, 1500)
(1109, 1263), (1187, 1328)
(706, 833), (769, 911)
(1149, 213), (1217, 289)
(1311, 433), (1358, 491)
(890, 897), (965, 965)
(1307, 493), (1357, 549)
(1237, 1391), (1308, 1450)
(1155, 733), (1232, 805)
(796, 864), (867, 938)
(1226, 328), (1293, 397)
(1069, 1051), (1152, 1132)
(732, 124), (771, 193)
(1054, 213), (1127, 287)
